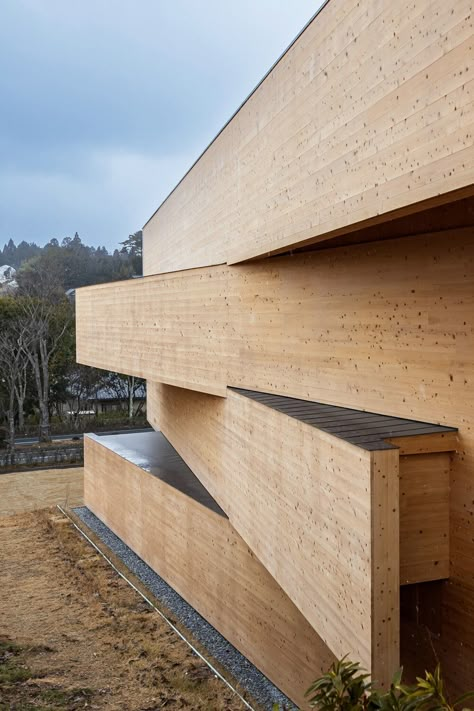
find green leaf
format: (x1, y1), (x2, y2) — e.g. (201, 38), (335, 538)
(455, 692), (474, 706)
(391, 668), (403, 688)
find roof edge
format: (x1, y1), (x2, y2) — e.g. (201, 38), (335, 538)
(143, 0), (331, 229)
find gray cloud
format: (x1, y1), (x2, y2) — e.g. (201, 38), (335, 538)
(0, 0), (321, 250)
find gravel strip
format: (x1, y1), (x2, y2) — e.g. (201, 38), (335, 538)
(73, 506), (295, 711)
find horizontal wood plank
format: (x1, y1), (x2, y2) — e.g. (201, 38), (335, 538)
(142, 0), (474, 272)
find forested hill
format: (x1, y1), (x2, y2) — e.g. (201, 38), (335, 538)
(0, 231), (142, 290)
(0, 230), (144, 446)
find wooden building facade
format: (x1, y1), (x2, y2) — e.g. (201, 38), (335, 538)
(76, 0), (474, 705)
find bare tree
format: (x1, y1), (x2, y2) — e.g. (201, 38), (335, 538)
(103, 372), (145, 419)
(15, 358), (28, 431)
(0, 329), (28, 449)
(128, 375), (135, 421)
(65, 365), (105, 429)
(16, 268), (73, 442)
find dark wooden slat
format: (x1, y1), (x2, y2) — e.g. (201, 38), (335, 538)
(231, 387), (457, 451)
(96, 431), (227, 517)
(324, 420), (434, 436)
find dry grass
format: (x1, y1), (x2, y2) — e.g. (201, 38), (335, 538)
(0, 509), (252, 710)
(0, 467), (83, 517)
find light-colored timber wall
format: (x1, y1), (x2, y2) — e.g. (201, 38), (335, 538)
(148, 384), (400, 682)
(399, 453), (450, 585)
(142, 0), (474, 274)
(77, 229), (474, 690)
(147, 384), (452, 589)
(76, 269), (230, 396)
(77, 228), (473, 406)
(83, 435), (335, 708)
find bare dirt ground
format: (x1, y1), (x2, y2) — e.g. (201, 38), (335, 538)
(0, 509), (250, 710)
(0, 468), (83, 517)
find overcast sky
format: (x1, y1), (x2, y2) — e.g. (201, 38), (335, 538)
(0, 1), (322, 252)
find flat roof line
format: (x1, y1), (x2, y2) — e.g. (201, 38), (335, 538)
(142, 0), (331, 229)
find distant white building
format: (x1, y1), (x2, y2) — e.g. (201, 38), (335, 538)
(0, 265), (18, 293)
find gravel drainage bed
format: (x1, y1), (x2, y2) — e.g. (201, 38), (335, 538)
(73, 506), (295, 711)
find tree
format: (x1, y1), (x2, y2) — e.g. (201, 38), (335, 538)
(0, 298), (29, 448)
(3, 235), (139, 290)
(120, 231), (142, 257)
(103, 372), (145, 419)
(0, 333), (19, 449)
(0, 331), (30, 449)
(1, 238), (16, 266)
(63, 365), (105, 427)
(15, 356), (29, 431)
(0, 233), (144, 443)
(120, 231), (142, 275)
(1, 239), (41, 269)
(16, 268), (74, 441)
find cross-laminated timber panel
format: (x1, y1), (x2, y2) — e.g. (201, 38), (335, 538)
(76, 268), (230, 396)
(77, 229), (474, 691)
(76, 228), (474, 408)
(148, 384), (453, 585)
(147, 384), (400, 686)
(142, 0), (474, 274)
(398, 452), (451, 585)
(83, 433), (335, 708)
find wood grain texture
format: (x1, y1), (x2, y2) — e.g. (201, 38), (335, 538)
(78, 229), (473, 410)
(142, 0), (474, 273)
(370, 450), (400, 686)
(78, 229), (474, 691)
(290, 194), (474, 255)
(83, 435), (335, 708)
(76, 269), (229, 396)
(148, 384), (400, 682)
(387, 432), (458, 456)
(149, 383), (452, 589)
(399, 453), (450, 584)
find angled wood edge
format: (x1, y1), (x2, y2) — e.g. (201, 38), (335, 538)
(386, 431), (458, 455)
(147, 380), (405, 676)
(142, 0), (473, 274)
(226, 189), (474, 265)
(371, 449), (400, 688)
(156, 374), (227, 398)
(83, 434), (335, 708)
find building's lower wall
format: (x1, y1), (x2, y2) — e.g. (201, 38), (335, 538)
(148, 383), (400, 681)
(83, 435), (335, 708)
(149, 382), (453, 589)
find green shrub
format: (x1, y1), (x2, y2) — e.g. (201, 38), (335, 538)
(302, 658), (474, 711)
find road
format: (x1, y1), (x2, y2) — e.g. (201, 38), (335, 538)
(15, 427), (153, 445)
